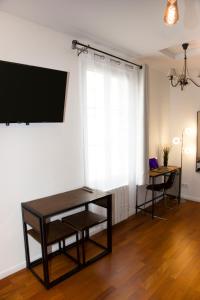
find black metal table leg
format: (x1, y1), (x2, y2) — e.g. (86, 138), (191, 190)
(21, 206), (31, 269)
(178, 167), (181, 204)
(136, 185), (138, 214)
(85, 203), (89, 239)
(107, 195), (112, 252)
(22, 221), (31, 268)
(40, 218), (50, 288)
(152, 177), (155, 218)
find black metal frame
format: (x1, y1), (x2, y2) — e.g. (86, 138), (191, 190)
(22, 208), (80, 289)
(136, 168), (181, 219)
(77, 215), (111, 265)
(21, 194), (112, 289)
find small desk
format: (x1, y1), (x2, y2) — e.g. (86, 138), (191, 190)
(21, 188), (112, 288)
(136, 166), (181, 218)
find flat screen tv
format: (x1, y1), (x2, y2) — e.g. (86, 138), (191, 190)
(0, 60), (68, 124)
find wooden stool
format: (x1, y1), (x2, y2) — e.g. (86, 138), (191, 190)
(28, 220), (80, 285)
(62, 211), (107, 264)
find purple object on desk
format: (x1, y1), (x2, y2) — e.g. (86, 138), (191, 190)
(149, 157), (159, 170)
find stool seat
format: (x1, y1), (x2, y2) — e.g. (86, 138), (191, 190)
(62, 211), (107, 231)
(146, 183), (165, 191)
(28, 220), (77, 246)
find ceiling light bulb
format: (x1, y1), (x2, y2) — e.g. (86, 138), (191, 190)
(163, 0), (179, 25)
(167, 68), (177, 78)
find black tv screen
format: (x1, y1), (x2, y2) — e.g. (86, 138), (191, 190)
(0, 60), (67, 124)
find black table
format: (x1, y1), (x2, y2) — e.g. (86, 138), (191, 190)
(21, 188), (112, 288)
(136, 166), (181, 218)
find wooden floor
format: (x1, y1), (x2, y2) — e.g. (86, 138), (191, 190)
(1, 200), (200, 300)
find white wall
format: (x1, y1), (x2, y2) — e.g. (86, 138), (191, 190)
(148, 68), (170, 162)
(147, 66), (200, 201)
(0, 12), (174, 279)
(169, 84), (200, 201)
(0, 12), (84, 278)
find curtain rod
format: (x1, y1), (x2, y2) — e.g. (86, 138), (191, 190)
(72, 40), (142, 69)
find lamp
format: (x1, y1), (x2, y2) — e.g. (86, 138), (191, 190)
(172, 128), (193, 201)
(163, 0), (179, 25)
(168, 43), (200, 91)
(172, 127), (193, 169)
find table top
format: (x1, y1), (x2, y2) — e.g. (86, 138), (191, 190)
(149, 166), (180, 178)
(22, 188), (110, 218)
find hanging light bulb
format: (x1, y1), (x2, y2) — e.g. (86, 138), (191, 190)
(163, 0), (179, 25)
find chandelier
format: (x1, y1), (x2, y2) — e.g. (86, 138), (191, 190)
(168, 43), (200, 91)
(163, 0), (179, 25)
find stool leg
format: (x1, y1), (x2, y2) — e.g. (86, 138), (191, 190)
(63, 239), (66, 252)
(76, 232), (81, 266)
(164, 190), (173, 209)
(144, 189), (148, 209)
(59, 241), (62, 252)
(81, 230), (85, 265)
(85, 204), (89, 239)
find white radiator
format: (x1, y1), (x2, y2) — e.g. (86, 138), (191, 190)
(109, 185), (129, 225)
(89, 185), (130, 236)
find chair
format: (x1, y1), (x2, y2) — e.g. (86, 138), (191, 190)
(145, 171), (177, 210)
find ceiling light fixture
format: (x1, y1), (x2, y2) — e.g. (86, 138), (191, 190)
(163, 0), (179, 25)
(168, 43), (200, 91)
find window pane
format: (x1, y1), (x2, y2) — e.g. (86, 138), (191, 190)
(85, 69), (131, 190)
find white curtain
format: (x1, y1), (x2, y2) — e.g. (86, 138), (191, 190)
(138, 64), (149, 185)
(79, 51), (148, 217)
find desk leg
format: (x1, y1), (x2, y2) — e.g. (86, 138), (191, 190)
(152, 178), (155, 219)
(21, 207), (31, 268)
(40, 218), (49, 288)
(22, 222), (31, 268)
(107, 195), (112, 252)
(178, 168), (182, 204)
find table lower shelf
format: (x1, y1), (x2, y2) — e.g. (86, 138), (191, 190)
(28, 232), (111, 288)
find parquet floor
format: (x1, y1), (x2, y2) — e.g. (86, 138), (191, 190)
(1, 200), (200, 300)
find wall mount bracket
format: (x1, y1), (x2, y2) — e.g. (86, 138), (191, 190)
(72, 40), (89, 56)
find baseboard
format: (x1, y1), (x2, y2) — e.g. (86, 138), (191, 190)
(0, 261), (26, 280)
(181, 194), (200, 202)
(128, 209), (136, 217)
(0, 253), (41, 280)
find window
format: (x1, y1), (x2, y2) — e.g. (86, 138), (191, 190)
(81, 56), (141, 191)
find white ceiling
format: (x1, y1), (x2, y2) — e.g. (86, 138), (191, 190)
(0, 0), (200, 71)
